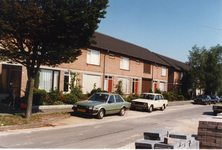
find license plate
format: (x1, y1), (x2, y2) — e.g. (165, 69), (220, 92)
(136, 107), (143, 110)
(77, 109), (86, 112)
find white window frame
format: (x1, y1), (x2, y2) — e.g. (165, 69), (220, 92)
(118, 77), (130, 94)
(161, 66), (166, 76)
(39, 69), (59, 92)
(87, 49), (100, 65)
(120, 56), (129, 70)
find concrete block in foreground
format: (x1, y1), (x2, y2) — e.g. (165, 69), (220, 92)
(135, 140), (159, 149)
(169, 132), (191, 140)
(144, 128), (174, 140)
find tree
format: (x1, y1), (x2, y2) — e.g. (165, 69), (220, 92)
(187, 44), (222, 95)
(204, 45), (222, 95)
(0, 0), (109, 118)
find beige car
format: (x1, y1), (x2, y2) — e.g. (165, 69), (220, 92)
(130, 93), (168, 112)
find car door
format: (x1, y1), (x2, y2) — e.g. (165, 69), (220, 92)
(154, 95), (162, 108)
(114, 95), (124, 113)
(105, 95), (116, 115)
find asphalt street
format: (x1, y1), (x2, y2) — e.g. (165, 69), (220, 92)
(0, 103), (215, 149)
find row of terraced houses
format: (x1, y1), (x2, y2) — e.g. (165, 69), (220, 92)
(0, 32), (189, 100)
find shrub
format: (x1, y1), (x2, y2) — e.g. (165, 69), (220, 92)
(124, 94), (139, 102)
(68, 72), (84, 99)
(63, 93), (79, 104)
(53, 101), (65, 105)
(149, 88), (153, 93)
(115, 80), (123, 95)
(88, 84), (108, 97)
(44, 90), (63, 105)
(178, 95), (184, 100)
(33, 88), (47, 105)
(162, 91), (172, 101)
(155, 88), (161, 94)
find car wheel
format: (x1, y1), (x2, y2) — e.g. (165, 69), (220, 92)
(161, 105), (165, 111)
(214, 111), (217, 116)
(97, 109), (104, 119)
(148, 106), (153, 112)
(119, 108), (125, 116)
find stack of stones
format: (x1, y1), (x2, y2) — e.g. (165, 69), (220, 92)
(135, 128), (199, 149)
(198, 118), (222, 149)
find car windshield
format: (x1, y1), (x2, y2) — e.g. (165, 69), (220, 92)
(88, 93), (109, 102)
(139, 94), (155, 100)
(211, 96), (216, 99)
(197, 95), (208, 98)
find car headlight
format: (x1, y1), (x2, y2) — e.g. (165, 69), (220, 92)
(144, 103), (148, 106)
(213, 106), (217, 109)
(88, 106), (94, 110)
(73, 104), (77, 107)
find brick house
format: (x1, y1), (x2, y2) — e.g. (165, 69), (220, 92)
(0, 32), (171, 100)
(153, 53), (190, 93)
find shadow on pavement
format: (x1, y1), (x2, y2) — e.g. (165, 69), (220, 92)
(202, 111), (214, 116)
(0, 102), (44, 115)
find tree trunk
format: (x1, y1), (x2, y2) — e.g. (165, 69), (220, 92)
(25, 76), (35, 118)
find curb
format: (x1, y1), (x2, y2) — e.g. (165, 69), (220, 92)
(32, 105), (73, 110)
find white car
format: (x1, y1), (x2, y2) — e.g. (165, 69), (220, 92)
(130, 93), (168, 112)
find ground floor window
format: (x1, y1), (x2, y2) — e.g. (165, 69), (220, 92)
(118, 77), (130, 94)
(83, 74), (101, 94)
(160, 82), (167, 92)
(39, 69), (59, 92)
(104, 76), (113, 92)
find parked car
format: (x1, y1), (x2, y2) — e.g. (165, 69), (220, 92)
(212, 99), (222, 115)
(210, 95), (220, 104)
(130, 93), (168, 112)
(194, 95), (211, 105)
(72, 93), (130, 119)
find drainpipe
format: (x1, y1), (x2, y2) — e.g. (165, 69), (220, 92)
(103, 50), (109, 91)
(152, 62), (156, 91)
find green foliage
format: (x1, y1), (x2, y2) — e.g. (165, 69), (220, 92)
(34, 71), (40, 89)
(155, 88), (161, 94)
(178, 95), (184, 100)
(63, 93), (79, 104)
(0, 0), (109, 118)
(162, 91), (189, 101)
(33, 88), (47, 105)
(124, 94), (139, 102)
(68, 72), (84, 99)
(149, 88), (153, 93)
(88, 83), (108, 97)
(44, 90), (63, 105)
(188, 44), (222, 95)
(115, 80), (124, 95)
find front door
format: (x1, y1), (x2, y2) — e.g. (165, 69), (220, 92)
(1, 65), (22, 97)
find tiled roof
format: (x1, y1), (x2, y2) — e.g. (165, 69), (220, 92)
(92, 32), (170, 66)
(153, 52), (190, 71)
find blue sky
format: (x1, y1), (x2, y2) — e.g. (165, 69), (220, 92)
(96, 0), (222, 63)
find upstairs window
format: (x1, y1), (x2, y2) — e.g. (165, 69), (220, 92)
(161, 67), (166, 76)
(180, 72), (183, 80)
(87, 49), (100, 65)
(144, 61), (151, 74)
(120, 57), (129, 70)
